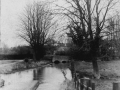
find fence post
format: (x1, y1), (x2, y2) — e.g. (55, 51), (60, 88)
(92, 82), (95, 90)
(87, 79), (91, 90)
(74, 73), (77, 88)
(77, 79), (79, 90)
(76, 73), (79, 89)
(78, 79), (81, 90)
(80, 78), (84, 90)
(33, 69), (36, 80)
(113, 82), (120, 90)
(70, 60), (75, 78)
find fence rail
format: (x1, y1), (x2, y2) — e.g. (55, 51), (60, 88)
(74, 72), (95, 90)
(73, 71), (120, 90)
(70, 61), (120, 90)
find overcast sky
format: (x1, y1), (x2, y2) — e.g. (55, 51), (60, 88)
(1, 0), (120, 47)
(1, 0), (66, 47)
(1, 0), (32, 47)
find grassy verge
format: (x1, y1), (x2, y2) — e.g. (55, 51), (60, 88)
(0, 60), (51, 74)
(74, 60), (120, 90)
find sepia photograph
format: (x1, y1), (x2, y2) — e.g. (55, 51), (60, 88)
(0, 0), (120, 90)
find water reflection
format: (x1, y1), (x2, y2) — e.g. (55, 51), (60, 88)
(33, 67), (44, 80)
(0, 63), (72, 90)
(37, 66), (72, 90)
(0, 69), (34, 90)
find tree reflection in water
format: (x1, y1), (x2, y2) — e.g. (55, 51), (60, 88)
(34, 65), (72, 90)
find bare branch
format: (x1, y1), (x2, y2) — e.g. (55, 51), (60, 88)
(19, 1), (57, 49)
(100, 0), (114, 29)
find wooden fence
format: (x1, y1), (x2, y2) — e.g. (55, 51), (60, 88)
(74, 72), (95, 90)
(74, 71), (120, 90)
(113, 82), (120, 90)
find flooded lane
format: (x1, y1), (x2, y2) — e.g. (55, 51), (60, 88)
(36, 63), (72, 90)
(37, 67), (72, 90)
(0, 63), (72, 90)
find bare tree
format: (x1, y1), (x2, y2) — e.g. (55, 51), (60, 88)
(56, 0), (118, 79)
(19, 1), (57, 61)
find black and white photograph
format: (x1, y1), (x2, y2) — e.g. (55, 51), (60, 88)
(0, 0), (120, 90)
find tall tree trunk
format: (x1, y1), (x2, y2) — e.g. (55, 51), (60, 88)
(32, 49), (37, 61)
(91, 37), (101, 79)
(31, 44), (45, 61)
(70, 60), (75, 78)
(92, 60), (100, 79)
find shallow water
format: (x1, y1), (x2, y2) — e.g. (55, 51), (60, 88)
(0, 69), (35, 90)
(37, 66), (72, 90)
(0, 63), (72, 90)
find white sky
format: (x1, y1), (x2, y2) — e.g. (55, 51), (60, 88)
(1, 0), (32, 47)
(1, 0), (66, 47)
(1, 0), (120, 47)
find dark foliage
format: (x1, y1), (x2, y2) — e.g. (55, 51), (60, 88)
(0, 54), (33, 60)
(67, 37), (118, 61)
(45, 44), (57, 55)
(67, 25), (102, 61)
(68, 45), (92, 61)
(99, 39), (117, 61)
(0, 46), (33, 60)
(11, 46), (32, 55)
(32, 44), (46, 60)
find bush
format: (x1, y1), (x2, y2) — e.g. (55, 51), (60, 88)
(0, 54), (33, 60)
(0, 46), (33, 60)
(54, 46), (71, 56)
(68, 45), (91, 62)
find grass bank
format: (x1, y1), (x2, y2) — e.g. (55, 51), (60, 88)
(74, 60), (120, 90)
(0, 60), (51, 74)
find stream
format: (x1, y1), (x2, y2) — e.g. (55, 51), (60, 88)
(0, 62), (72, 90)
